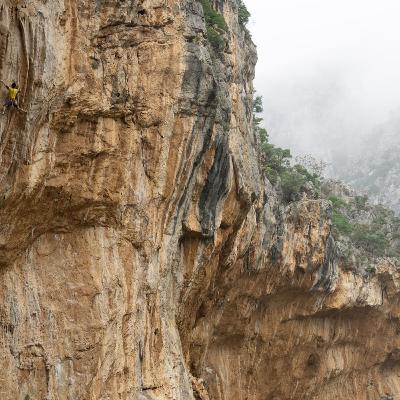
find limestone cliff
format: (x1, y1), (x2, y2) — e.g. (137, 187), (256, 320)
(0, 1), (399, 400)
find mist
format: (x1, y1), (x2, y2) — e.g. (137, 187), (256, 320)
(245, 0), (400, 165)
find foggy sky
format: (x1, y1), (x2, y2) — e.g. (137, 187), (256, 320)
(245, 0), (400, 161)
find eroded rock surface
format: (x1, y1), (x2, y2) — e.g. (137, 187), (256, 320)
(0, 1), (399, 399)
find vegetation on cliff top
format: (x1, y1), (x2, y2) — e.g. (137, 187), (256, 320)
(326, 188), (400, 258)
(201, 0), (251, 50)
(253, 95), (322, 203)
(238, 0), (251, 27)
(201, 0), (228, 50)
(253, 95), (400, 261)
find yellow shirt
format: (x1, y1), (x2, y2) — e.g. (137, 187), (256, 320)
(8, 87), (18, 100)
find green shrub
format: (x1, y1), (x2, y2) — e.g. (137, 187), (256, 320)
(293, 164), (321, 190)
(372, 204), (392, 225)
(253, 95), (263, 113)
(352, 225), (389, 256)
(206, 26), (226, 50)
(329, 196), (347, 209)
(280, 169), (307, 203)
(201, 0), (228, 32)
(265, 166), (278, 186)
(238, 0), (251, 26)
(391, 217), (400, 241)
(201, 0), (229, 50)
(353, 195), (368, 210)
(261, 142), (291, 174)
(330, 195), (355, 237)
(255, 111), (292, 186)
(328, 193), (396, 256)
(332, 210), (354, 236)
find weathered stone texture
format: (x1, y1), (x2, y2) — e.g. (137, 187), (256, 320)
(0, 1), (399, 399)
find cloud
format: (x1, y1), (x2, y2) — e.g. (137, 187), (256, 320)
(245, 0), (400, 160)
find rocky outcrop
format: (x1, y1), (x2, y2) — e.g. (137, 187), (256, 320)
(0, 1), (399, 400)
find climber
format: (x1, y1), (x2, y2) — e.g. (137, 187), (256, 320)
(1, 80), (25, 114)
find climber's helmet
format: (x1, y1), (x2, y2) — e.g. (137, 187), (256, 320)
(11, 82), (17, 88)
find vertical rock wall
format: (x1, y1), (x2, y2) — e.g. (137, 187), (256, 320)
(0, 0), (259, 398)
(0, 1), (399, 400)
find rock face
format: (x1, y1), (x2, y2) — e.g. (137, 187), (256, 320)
(0, 1), (399, 400)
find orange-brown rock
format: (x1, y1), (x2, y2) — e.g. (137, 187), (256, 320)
(0, 1), (399, 400)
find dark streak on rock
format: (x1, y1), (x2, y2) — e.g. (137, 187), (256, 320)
(199, 135), (230, 237)
(312, 234), (339, 293)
